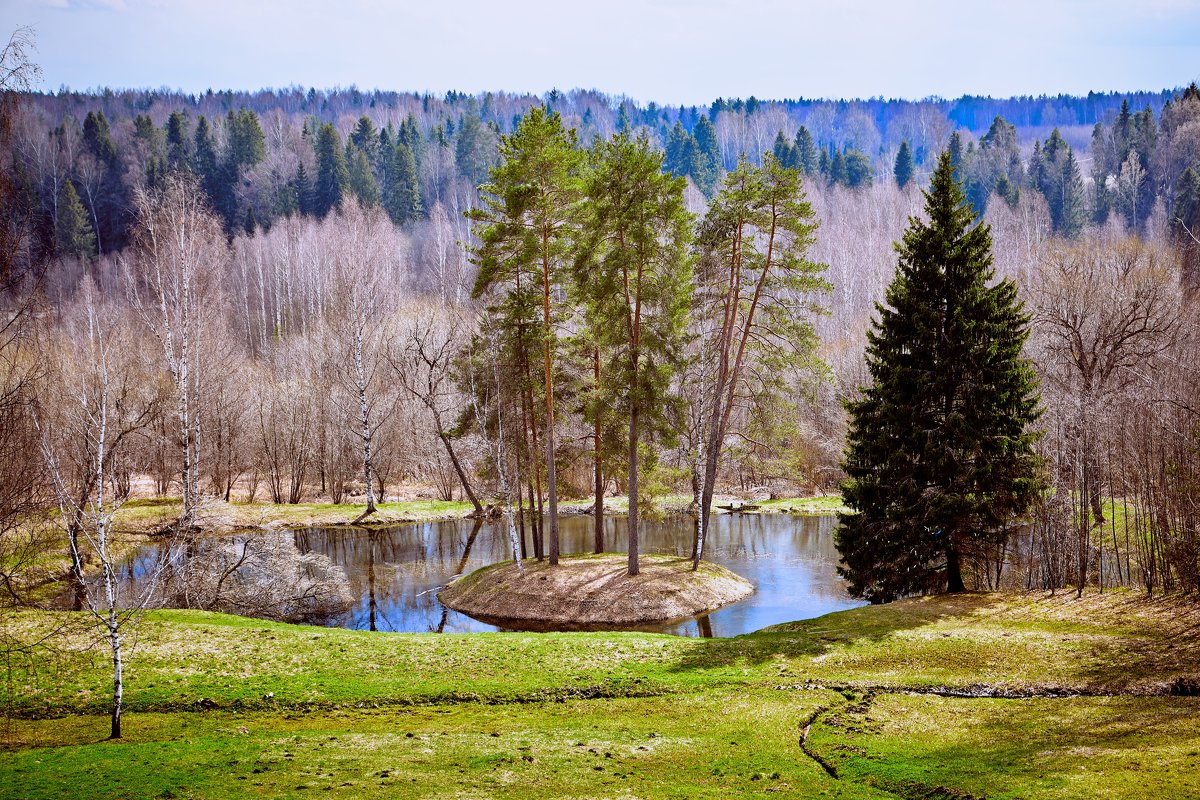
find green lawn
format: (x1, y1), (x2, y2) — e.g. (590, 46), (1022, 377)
(4, 590), (1198, 798)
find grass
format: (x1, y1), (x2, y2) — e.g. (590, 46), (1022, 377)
(756, 494), (850, 515)
(4, 591), (1199, 798)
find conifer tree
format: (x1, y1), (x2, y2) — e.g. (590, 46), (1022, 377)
(383, 141), (422, 224)
(314, 123), (349, 218)
(293, 161), (313, 217)
(794, 126), (817, 176)
(836, 151), (1042, 603)
(470, 106), (584, 566)
(347, 148), (380, 208)
(830, 147), (847, 186)
(56, 179), (96, 259)
(691, 115), (721, 195)
(894, 140), (914, 189)
(573, 132), (692, 576)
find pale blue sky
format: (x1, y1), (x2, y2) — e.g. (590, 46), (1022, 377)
(4, 0), (1199, 104)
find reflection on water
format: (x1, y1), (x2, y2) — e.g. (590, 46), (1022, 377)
(294, 513), (862, 636)
(120, 513), (862, 636)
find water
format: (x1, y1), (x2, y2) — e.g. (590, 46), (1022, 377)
(295, 513), (862, 636)
(114, 513), (862, 637)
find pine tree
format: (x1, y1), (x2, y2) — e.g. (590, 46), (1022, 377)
(836, 151), (1042, 603)
(469, 106), (584, 567)
(894, 140), (914, 189)
(573, 132), (692, 576)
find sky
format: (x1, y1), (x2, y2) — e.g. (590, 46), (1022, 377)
(3, 0), (1200, 105)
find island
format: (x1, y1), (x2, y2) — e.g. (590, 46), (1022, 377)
(439, 554), (754, 629)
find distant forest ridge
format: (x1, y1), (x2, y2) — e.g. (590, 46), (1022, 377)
(23, 84), (1184, 145)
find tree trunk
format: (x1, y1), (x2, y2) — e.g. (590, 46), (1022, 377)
(593, 349), (604, 554)
(946, 538), (965, 593)
(438, 432), (483, 515)
(541, 227), (559, 566)
(109, 623), (123, 739)
(628, 403), (640, 577)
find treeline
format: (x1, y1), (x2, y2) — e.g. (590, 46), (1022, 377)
(7, 82), (1197, 277)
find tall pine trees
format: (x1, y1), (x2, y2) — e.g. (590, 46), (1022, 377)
(836, 151), (1041, 603)
(574, 132), (692, 576)
(470, 106), (584, 567)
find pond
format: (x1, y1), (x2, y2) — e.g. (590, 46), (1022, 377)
(116, 513), (863, 637)
(300, 513), (860, 636)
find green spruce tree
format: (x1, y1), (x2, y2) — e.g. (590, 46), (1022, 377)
(794, 126), (817, 176)
(56, 179), (96, 259)
(691, 115), (721, 195)
(836, 151), (1042, 603)
(894, 140), (914, 189)
(313, 123), (349, 218)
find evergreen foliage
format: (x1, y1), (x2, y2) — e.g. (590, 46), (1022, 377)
(794, 126), (817, 176)
(573, 132), (692, 576)
(314, 123), (349, 218)
(894, 140), (914, 189)
(55, 179), (95, 259)
(836, 151), (1042, 603)
(383, 141), (422, 224)
(691, 115), (721, 195)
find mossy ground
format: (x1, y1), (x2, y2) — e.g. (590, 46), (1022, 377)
(3, 590), (1199, 798)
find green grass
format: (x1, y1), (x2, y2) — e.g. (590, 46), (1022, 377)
(4, 590), (1199, 798)
(756, 494), (849, 515)
(809, 693), (1200, 799)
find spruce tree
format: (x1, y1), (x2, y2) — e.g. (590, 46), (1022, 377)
(894, 140), (914, 189)
(691, 115), (721, 195)
(313, 123), (349, 218)
(836, 151), (1042, 603)
(56, 179), (96, 259)
(794, 126), (817, 176)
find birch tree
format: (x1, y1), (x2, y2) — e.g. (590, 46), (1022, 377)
(123, 174), (226, 530)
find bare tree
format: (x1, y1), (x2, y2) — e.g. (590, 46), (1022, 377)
(390, 301), (483, 515)
(1033, 236), (1181, 594)
(123, 174), (227, 530)
(36, 288), (162, 740)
